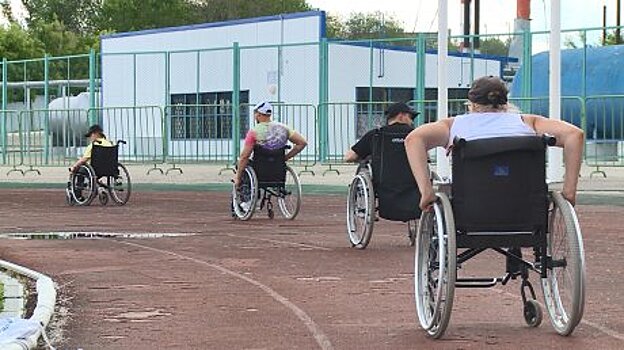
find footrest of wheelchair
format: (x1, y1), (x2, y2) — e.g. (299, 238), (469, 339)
(455, 277), (500, 288)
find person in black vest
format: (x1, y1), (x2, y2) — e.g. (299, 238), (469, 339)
(344, 102), (418, 162)
(345, 102), (422, 222)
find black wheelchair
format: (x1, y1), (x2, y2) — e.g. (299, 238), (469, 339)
(414, 135), (586, 338)
(232, 146), (302, 220)
(66, 140), (132, 206)
(346, 128), (433, 249)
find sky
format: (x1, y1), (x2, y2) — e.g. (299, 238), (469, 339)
(308, 0), (616, 47)
(1, 0), (618, 47)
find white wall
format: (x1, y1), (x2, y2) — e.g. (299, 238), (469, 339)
(101, 12), (323, 160)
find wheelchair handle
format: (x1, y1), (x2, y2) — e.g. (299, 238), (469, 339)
(117, 140), (127, 145)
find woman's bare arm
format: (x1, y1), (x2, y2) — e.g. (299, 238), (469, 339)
(524, 114), (584, 205)
(405, 119), (452, 210)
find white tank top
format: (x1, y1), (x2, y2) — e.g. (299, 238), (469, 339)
(448, 112), (536, 146)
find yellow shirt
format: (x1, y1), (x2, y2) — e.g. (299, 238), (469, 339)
(83, 138), (113, 160)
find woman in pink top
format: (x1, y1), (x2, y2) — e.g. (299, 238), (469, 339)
(405, 76), (584, 210)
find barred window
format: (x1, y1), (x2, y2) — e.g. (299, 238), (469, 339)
(170, 91), (249, 140)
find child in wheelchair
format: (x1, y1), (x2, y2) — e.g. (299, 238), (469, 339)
(404, 76), (585, 338)
(232, 101), (307, 220)
(66, 124), (131, 206)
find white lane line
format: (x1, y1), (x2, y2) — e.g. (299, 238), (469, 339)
(115, 240), (334, 350)
(223, 233), (333, 251)
(492, 288), (624, 341)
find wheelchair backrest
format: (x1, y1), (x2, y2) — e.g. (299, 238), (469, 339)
(91, 144), (119, 177)
(370, 128), (421, 221)
(252, 145), (287, 185)
(451, 136), (550, 232)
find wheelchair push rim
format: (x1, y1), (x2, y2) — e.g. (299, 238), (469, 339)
(70, 165), (97, 206)
(277, 165), (302, 220)
(541, 192), (586, 336)
(232, 167), (258, 221)
(414, 193), (456, 338)
(110, 163), (132, 206)
(346, 173), (374, 249)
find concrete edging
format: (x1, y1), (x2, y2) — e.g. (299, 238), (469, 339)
(0, 260), (56, 350)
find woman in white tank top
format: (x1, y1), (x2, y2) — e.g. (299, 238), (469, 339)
(404, 76), (585, 210)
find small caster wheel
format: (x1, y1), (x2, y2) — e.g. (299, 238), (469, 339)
(524, 299), (543, 327)
(65, 189), (75, 206)
(267, 201), (274, 219)
(99, 191), (109, 205)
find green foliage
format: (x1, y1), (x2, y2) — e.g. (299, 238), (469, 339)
(19, 0), (101, 33)
(193, 0), (311, 23)
(97, 0), (198, 33)
(0, 23), (44, 60)
(603, 30), (624, 46)
(327, 11), (405, 40)
(478, 37), (510, 57)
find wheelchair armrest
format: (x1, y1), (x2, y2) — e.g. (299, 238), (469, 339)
(542, 134), (557, 146)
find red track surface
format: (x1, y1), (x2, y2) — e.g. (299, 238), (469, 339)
(0, 189), (622, 349)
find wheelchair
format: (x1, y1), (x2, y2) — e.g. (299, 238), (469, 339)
(414, 135), (586, 338)
(232, 146), (302, 221)
(66, 140), (132, 206)
(346, 128), (433, 249)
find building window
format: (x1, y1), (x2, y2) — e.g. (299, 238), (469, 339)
(170, 91), (249, 140)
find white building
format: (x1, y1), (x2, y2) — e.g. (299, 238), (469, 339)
(100, 11), (511, 162)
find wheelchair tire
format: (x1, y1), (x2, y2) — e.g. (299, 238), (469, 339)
(277, 165), (302, 220)
(541, 191), (586, 336)
(346, 172), (374, 249)
(232, 166), (258, 221)
(414, 192), (456, 339)
(70, 164), (96, 206)
(110, 163), (132, 206)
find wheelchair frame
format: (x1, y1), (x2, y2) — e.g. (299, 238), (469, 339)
(414, 137), (586, 339)
(232, 163), (302, 221)
(66, 140), (132, 206)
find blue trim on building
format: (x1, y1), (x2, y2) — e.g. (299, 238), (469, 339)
(330, 40), (518, 65)
(101, 11), (325, 40)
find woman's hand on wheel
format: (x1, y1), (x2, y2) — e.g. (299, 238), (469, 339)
(419, 187), (437, 211)
(561, 188), (577, 206)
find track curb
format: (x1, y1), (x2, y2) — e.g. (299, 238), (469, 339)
(0, 260), (56, 350)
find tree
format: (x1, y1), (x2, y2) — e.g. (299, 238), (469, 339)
(478, 37), (510, 57)
(18, 0), (101, 33)
(329, 11), (405, 40)
(97, 0), (198, 33)
(193, 0), (311, 23)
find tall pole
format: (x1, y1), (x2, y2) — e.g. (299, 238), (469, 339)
(617, 0), (622, 44)
(462, 0), (471, 51)
(603, 5), (608, 45)
(474, 0), (480, 50)
(436, 0), (450, 178)
(548, 0), (564, 182)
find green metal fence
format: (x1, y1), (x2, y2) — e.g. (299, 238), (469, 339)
(584, 95), (624, 176)
(1, 25), (624, 174)
(90, 106), (166, 174)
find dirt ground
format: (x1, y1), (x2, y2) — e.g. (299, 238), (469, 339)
(0, 189), (623, 349)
